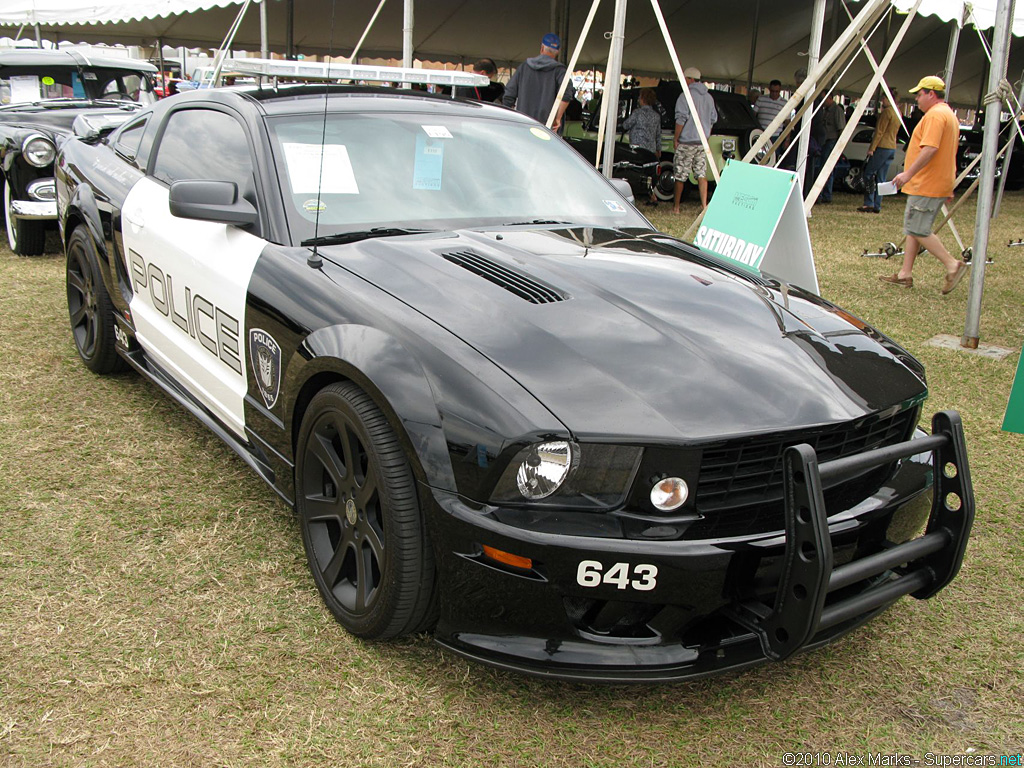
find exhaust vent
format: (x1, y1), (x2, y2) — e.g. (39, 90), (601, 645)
(442, 251), (567, 304)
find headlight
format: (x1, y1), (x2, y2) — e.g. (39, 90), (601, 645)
(22, 135), (56, 167)
(490, 442), (642, 509)
(515, 440), (575, 499)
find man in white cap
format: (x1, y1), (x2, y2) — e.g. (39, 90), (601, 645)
(880, 75), (967, 294)
(672, 66), (718, 213)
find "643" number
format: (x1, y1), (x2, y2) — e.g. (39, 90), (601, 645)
(576, 560), (658, 591)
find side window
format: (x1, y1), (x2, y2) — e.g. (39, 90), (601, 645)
(113, 116), (148, 161)
(152, 109), (256, 197)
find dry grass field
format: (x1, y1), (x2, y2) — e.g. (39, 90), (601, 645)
(1, 189), (1022, 767)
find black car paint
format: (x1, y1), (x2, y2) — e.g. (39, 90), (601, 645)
(56, 84), (969, 681)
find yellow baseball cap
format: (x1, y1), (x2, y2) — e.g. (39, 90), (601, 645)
(909, 75), (945, 93)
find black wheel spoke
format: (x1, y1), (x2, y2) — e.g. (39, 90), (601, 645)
(69, 304), (87, 327)
(355, 466), (379, 509)
(67, 269), (87, 295)
(339, 425), (361, 485)
(302, 494), (342, 522)
(360, 519), (385, 564)
(321, 527), (355, 588)
(354, 546), (374, 612)
(310, 428), (348, 490)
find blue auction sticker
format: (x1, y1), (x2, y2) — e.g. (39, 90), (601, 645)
(413, 134), (444, 191)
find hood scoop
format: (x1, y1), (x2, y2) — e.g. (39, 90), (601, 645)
(442, 250), (568, 304)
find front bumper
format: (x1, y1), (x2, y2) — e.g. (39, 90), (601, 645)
(429, 411), (973, 682)
(10, 199), (57, 220)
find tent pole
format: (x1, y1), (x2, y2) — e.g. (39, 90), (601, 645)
(350, 0), (389, 62)
(260, 0), (268, 60)
(157, 38), (166, 92)
(648, 0), (719, 183)
(797, 0), (827, 199)
(34, 23), (42, 48)
(600, 0), (628, 180)
(746, 0), (760, 94)
(963, 0), (1015, 349)
(942, 4), (968, 104)
(804, 0), (921, 214)
(546, 0), (601, 130)
(286, 0), (294, 60)
(403, 0), (414, 69)
(742, 0), (889, 164)
(993, 73), (1024, 219)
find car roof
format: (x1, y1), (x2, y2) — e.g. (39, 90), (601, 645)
(160, 83), (526, 121)
(0, 49), (157, 73)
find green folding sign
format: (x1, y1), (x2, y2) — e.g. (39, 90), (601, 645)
(695, 160), (819, 294)
(1002, 351), (1024, 434)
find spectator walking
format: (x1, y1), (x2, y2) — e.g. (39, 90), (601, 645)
(672, 67), (718, 213)
(817, 94), (846, 203)
(623, 88), (663, 206)
(454, 58), (505, 103)
(880, 76), (967, 294)
(502, 34), (574, 132)
(858, 89), (900, 213)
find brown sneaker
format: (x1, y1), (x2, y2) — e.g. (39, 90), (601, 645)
(941, 261), (968, 294)
(879, 273), (913, 288)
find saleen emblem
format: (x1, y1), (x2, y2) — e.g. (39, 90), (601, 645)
(249, 329), (281, 409)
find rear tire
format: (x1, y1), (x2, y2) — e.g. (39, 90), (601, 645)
(296, 382), (437, 639)
(5, 180), (46, 256)
(66, 226), (127, 374)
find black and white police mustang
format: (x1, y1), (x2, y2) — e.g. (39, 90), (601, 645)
(56, 64), (974, 682)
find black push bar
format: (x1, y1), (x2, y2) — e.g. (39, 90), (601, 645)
(731, 410), (974, 662)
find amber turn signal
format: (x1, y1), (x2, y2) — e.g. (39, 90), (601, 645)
(482, 545), (533, 570)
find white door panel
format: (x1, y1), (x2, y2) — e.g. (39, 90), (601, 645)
(124, 176), (265, 438)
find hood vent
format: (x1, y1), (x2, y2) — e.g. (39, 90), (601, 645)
(442, 250), (567, 304)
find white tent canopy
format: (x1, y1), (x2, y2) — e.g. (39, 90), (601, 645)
(1, 1), (1023, 108)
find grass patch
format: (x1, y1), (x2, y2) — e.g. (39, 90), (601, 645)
(1, 192), (1022, 766)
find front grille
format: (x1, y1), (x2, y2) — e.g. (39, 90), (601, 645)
(689, 408), (919, 536)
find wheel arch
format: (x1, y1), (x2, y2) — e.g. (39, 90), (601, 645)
(284, 324), (457, 494)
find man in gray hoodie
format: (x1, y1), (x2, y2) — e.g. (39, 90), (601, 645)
(503, 34), (575, 132)
(672, 67), (718, 213)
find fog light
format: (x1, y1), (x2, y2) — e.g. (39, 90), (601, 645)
(651, 477), (688, 511)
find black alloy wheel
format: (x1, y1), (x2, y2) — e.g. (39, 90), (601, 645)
(653, 160), (676, 202)
(5, 180), (46, 256)
(66, 226), (127, 374)
(296, 382), (437, 639)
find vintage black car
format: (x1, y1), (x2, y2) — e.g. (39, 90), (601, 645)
(0, 49), (156, 254)
(56, 80), (973, 682)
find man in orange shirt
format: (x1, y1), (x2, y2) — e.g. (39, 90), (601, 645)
(880, 76), (968, 294)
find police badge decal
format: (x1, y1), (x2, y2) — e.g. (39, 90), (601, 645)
(249, 329), (282, 409)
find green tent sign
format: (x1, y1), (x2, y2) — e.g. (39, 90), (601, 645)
(1002, 351), (1024, 434)
(696, 160), (819, 293)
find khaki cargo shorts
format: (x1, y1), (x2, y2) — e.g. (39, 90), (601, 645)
(903, 195), (945, 237)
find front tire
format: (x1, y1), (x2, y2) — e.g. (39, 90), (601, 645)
(66, 226), (127, 374)
(296, 382), (437, 639)
(5, 180), (46, 256)
(653, 159), (675, 202)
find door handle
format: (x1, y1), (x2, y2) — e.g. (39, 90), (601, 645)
(124, 208), (145, 228)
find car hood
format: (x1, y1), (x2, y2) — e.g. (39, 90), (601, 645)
(0, 101), (137, 135)
(322, 227), (926, 442)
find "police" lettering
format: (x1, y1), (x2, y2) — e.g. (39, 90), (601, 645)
(129, 249), (242, 374)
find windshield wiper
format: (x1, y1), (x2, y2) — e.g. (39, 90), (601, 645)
(301, 227), (438, 247)
(502, 219), (573, 226)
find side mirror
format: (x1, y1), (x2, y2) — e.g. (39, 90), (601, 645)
(610, 178), (635, 205)
(169, 180), (259, 227)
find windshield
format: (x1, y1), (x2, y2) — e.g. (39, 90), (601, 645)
(267, 111), (649, 243)
(0, 65), (155, 106)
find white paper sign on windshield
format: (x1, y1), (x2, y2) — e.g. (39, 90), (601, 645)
(281, 142), (360, 194)
(9, 75), (42, 104)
